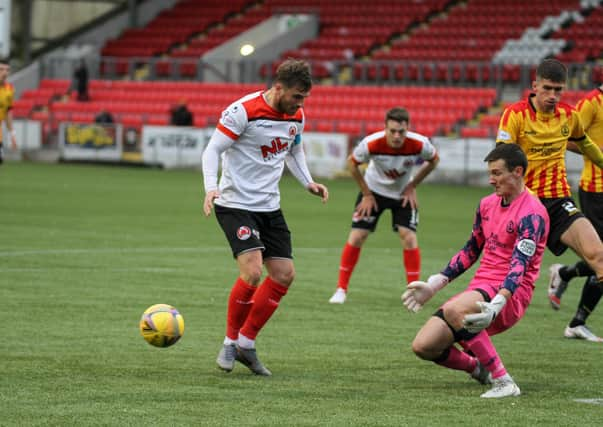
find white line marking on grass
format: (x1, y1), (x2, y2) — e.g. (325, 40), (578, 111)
(0, 267), (179, 273)
(0, 246), (409, 259)
(573, 398), (603, 406)
(0, 246), (348, 257)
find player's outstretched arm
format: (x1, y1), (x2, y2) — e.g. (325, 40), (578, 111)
(401, 273), (449, 313)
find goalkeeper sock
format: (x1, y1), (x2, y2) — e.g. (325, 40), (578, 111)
(240, 276), (288, 340)
(225, 277), (257, 340)
(434, 346), (476, 373)
(403, 247), (421, 283)
(338, 242), (361, 291)
(462, 331), (507, 379)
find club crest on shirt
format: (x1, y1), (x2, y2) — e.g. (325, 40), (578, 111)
(289, 125), (297, 137)
(561, 124), (569, 137)
(506, 220), (515, 233)
(237, 226), (252, 240)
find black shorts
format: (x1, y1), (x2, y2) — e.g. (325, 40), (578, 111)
(579, 188), (603, 240)
(350, 191), (418, 233)
(540, 197), (585, 256)
(214, 204), (292, 259)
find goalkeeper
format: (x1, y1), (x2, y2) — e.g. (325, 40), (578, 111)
(402, 144), (549, 398)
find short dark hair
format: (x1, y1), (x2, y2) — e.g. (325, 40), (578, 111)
(536, 58), (567, 83)
(385, 107), (410, 124)
(275, 58), (312, 92)
(0, 57), (9, 66)
(485, 144), (528, 175)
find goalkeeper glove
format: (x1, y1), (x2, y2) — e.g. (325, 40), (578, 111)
(401, 273), (449, 313)
(463, 293), (507, 333)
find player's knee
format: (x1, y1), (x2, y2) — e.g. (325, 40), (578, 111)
(272, 268), (295, 286)
(411, 336), (437, 360)
(241, 267), (264, 285)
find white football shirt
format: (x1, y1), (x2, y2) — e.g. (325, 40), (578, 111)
(352, 130), (437, 199)
(211, 91), (305, 211)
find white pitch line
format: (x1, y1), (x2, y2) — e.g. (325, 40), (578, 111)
(0, 246), (417, 258)
(0, 267), (179, 273)
(573, 398), (603, 406)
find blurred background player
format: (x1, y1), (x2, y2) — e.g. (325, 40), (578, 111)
(402, 144), (549, 398)
(495, 59), (603, 341)
(329, 107), (439, 304)
(202, 59), (329, 376)
(547, 83), (603, 342)
(0, 57), (17, 165)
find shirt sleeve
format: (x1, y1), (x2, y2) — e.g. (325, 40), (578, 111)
(285, 135), (313, 187)
(496, 108), (520, 144)
(420, 138), (438, 161)
(441, 202), (485, 280)
(577, 97), (596, 130)
(216, 101), (247, 140)
(500, 213), (548, 294)
(201, 128), (235, 192)
(351, 138), (370, 164)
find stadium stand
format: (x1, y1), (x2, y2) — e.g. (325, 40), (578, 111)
(10, 0), (603, 145)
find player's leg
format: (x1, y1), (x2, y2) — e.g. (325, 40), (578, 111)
(235, 210), (294, 375)
(330, 192), (380, 304)
(393, 199), (420, 284)
(561, 217), (603, 283)
(560, 218), (603, 339)
(549, 190), (603, 309)
(563, 190), (603, 338)
(564, 276), (603, 342)
(213, 206), (265, 372)
(411, 290), (492, 387)
(330, 228), (369, 303)
(0, 141), (4, 164)
(548, 260), (592, 310)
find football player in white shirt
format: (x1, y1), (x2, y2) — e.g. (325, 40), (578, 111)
(202, 59), (329, 376)
(329, 107), (439, 304)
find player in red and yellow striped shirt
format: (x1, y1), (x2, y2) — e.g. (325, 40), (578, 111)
(546, 85), (603, 341)
(0, 57), (17, 164)
(496, 60), (603, 337)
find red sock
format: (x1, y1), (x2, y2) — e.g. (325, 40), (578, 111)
(225, 278), (257, 340)
(338, 242), (361, 290)
(435, 346), (477, 373)
(240, 277), (288, 340)
(403, 247), (421, 283)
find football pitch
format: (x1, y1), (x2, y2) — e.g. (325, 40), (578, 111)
(1, 162), (601, 426)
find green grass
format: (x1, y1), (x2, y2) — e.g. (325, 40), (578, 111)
(1, 162), (602, 426)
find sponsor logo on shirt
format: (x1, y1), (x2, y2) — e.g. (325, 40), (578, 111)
(517, 239), (536, 256)
(384, 169), (406, 179)
(261, 137), (289, 160)
(497, 129), (510, 140)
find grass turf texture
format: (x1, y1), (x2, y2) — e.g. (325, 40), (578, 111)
(1, 162), (602, 426)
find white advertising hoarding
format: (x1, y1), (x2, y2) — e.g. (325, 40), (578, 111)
(302, 132), (349, 178)
(142, 126), (209, 168)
